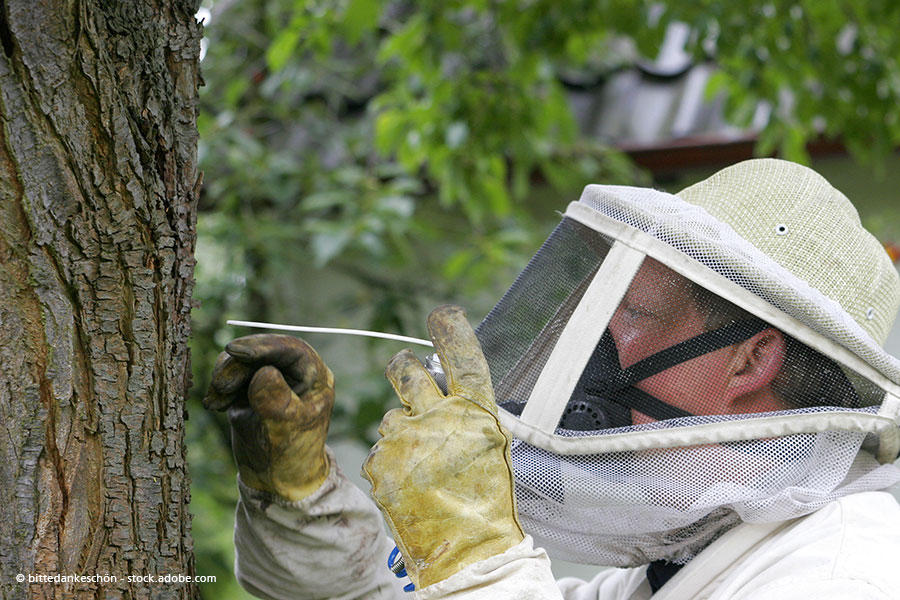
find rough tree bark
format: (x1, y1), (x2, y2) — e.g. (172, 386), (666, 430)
(0, 1), (202, 598)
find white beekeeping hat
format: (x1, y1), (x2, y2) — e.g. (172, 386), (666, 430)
(473, 158), (900, 567)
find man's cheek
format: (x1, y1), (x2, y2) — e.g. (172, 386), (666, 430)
(635, 372), (669, 400)
(636, 368), (700, 414)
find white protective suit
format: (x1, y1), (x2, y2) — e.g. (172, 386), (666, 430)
(233, 454), (900, 599)
(230, 160), (900, 599)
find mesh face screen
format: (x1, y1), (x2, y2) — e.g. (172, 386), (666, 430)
(474, 213), (900, 566)
(511, 427), (900, 566)
(476, 217), (612, 410)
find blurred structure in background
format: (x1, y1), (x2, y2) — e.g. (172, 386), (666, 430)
(567, 20), (900, 186)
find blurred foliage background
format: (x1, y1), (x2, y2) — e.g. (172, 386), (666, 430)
(187, 0), (900, 596)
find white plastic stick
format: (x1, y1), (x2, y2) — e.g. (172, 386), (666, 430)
(226, 319), (434, 347)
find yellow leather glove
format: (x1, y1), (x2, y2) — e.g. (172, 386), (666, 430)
(362, 305), (525, 589)
(203, 334), (334, 501)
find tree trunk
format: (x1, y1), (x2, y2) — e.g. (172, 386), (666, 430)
(0, 1), (201, 598)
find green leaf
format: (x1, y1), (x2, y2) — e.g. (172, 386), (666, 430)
(377, 14), (426, 66)
(704, 70), (730, 101)
(375, 110), (406, 155)
(480, 155), (511, 217)
(342, 0), (380, 44)
(266, 27), (303, 72)
(443, 248), (476, 280)
(782, 125), (811, 164)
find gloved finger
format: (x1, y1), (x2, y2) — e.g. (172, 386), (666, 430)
(247, 365), (301, 421)
(226, 334), (327, 393)
(426, 305), (496, 413)
(385, 349), (444, 415)
(204, 351), (255, 410)
(360, 439), (389, 491)
(360, 445), (376, 488)
(377, 407), (407, 436)
(248, 365), (334, 432)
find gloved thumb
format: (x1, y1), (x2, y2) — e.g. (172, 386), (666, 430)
(248, 366), (300, 421)
(426, 305), (496, 414)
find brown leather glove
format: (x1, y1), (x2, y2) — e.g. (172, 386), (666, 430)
(362, 305), (525, 589)
(203, 334), (334, 501)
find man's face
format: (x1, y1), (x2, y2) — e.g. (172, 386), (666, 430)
(607, 258), (785, 425)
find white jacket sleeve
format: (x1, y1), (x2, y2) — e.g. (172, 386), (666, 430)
(233, 448), (641, 600)
(233, 446), (408, 600)
(415, 535), (562, 600)
(415, 536), (646, 600)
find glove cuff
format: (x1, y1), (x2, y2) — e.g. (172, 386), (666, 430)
(238, 446), (339, 508)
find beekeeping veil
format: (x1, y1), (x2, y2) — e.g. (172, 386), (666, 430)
(474, 158), (900, 567)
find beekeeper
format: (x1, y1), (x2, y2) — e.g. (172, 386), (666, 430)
(204, 159), (900, 599)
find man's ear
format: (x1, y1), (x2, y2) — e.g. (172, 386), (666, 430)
(726, 328), (785, 398)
